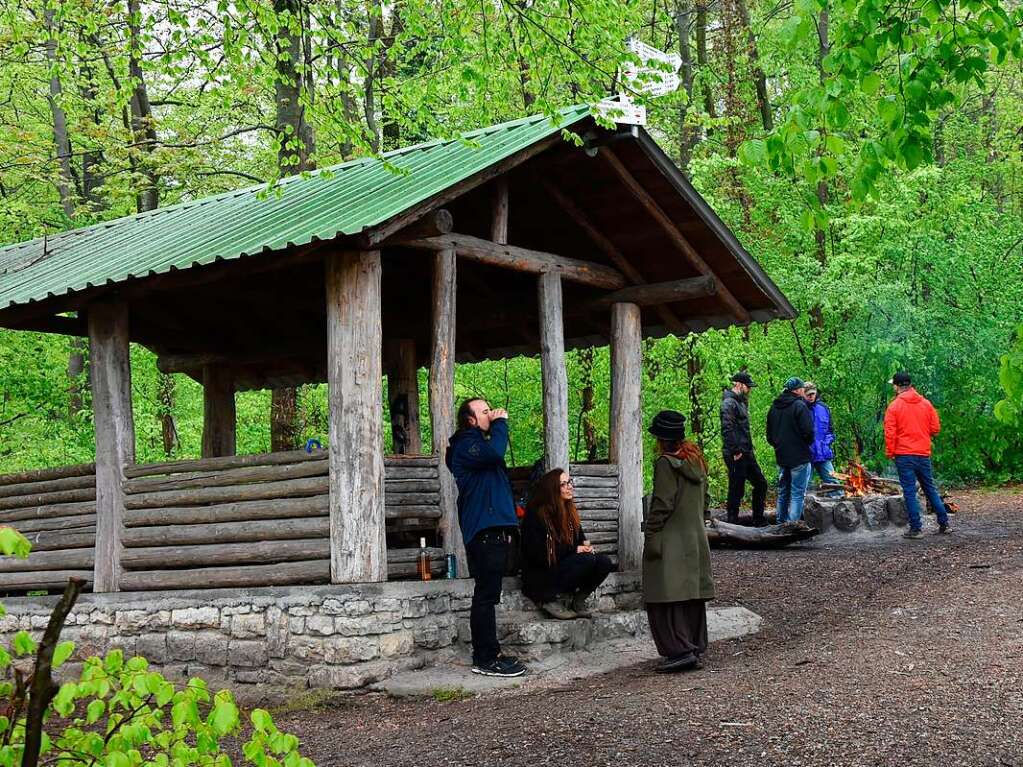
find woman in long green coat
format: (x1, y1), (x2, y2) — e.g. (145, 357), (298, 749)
(643, 410), (715, 673)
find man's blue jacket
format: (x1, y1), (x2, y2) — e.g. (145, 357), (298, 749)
(444, 418), (518, 546)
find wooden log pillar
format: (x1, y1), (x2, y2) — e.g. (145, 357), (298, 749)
(431, 247), (466, 575)
(386, 339), (422, 455)
(538, 272), (570, 472)
(202, 367), (236, 458)
(88, 302), (136, 592)
(326, 251), (387, 583)
(610, 302), (643, 571)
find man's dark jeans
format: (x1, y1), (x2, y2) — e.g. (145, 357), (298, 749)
(894, 455), (950, 530)
(465, 527), (511, 666)
(724, 452), (768, 523)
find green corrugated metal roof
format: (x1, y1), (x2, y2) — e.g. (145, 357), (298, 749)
(0, 106), (592, 311)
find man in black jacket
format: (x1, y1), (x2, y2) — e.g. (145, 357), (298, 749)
(720, 372), (768, 525)
(766, 377), (815, 523)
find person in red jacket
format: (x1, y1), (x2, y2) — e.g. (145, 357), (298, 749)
(883, 372), (951, 539)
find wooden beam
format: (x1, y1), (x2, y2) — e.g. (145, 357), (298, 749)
(386, 339), (422, 455)
(399, 233), (627, 290)
(491, 178), (509, 245)
(201, 366), (236, 458)
(600, 148), (751, 323)
(362, 132), (565, 246)
(1, 314), (87, 336)
(593, 276), (718, 307)
(88, 301), (136, 592)
(609, 302), (643, 571)
(326, 251), (387, 583)
(537, 178), (689, 335)
(538, 273), (569, 472)
(378, 209), (453, 245)
(430, 247), (466, 576)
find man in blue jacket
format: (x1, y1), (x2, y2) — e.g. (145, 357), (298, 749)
(445, 398), (526, 678)
(804, 382), (840, 492)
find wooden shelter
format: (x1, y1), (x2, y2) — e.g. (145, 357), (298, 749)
(0, 107), (795, 594)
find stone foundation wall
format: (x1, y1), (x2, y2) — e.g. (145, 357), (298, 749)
(0, 573), (644, 692)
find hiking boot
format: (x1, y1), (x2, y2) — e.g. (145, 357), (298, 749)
(541, 601), (578, 620)
(571, 593), (593, 618)
(656, 653), (698, 673)
(472, 657), (526, 678)
(937, 522), (951, 534)
(903, 528), (924, 540)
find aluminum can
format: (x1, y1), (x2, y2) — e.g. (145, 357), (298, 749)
(446, 553), (457, 579)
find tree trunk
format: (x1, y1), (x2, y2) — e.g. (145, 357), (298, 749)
(272, 0), (316, 450)
(127, 0), (159, 213)
(695, 1), (716, 122)
(158, 372), (178, 456)
(67, 337), (85, 419)
(736, 0), (773, 131)
(684, 336), (705, 447)
(43, 5), (76, 219)
(577, 348), (599, 461)
(675, 0), (699, 171)
(719, 0), (753, 225)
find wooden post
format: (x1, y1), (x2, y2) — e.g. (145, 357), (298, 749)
(326, 251), (387, 583)
(88, 302), (135, 592)
(538, 272), (569, 472)
(386, 340), (422, 455)
(491, 178), (509, 244)
(610, 302), (643, 571)
(431, 247), (466, 575)
(202, 367), (236, 458)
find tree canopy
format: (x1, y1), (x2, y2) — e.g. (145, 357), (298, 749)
(0, 0), (1021, 491)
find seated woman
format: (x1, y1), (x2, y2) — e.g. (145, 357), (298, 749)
(644, 410), (716, 673)
(519, 468), (615, 620)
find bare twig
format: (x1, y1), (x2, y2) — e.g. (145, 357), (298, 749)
(22, 577), (86, 767)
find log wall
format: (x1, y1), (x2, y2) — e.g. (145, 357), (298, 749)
(0, 455), (621, 593)
(119, 450), (442, 591)
(0, 464), (97, 592)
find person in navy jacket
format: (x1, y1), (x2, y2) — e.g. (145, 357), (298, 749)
(445, 398), (525, 678)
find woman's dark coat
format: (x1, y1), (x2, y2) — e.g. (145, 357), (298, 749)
(519, 508), (586, 604)
(642, 455), (715, 604)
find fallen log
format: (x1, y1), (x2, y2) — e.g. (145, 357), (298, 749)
(705, 519), (820, 549)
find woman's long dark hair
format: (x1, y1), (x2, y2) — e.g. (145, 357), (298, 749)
(527, 469), (582, 562)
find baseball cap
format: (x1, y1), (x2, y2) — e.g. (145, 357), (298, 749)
(783, 376), (805, 392)
(730, 372), (755, 388)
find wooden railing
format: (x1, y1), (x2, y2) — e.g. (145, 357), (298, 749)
(0, 454), (621, 593)
(0, 463), (97, 591)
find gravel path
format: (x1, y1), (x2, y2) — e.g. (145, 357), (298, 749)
(273, 487), (1023, 767)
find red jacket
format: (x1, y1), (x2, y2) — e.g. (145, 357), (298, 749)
(884, 388), (940, 458)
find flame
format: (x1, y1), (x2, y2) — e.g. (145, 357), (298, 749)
(845, 461), (870, 496)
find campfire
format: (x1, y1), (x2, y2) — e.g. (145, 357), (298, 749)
(828, 460), (900, 497)
(822, 460), (960, 513)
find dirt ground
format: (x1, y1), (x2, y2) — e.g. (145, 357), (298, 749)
(272, 487), (1023, 767)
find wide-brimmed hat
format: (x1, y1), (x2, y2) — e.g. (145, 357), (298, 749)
(730, 371), (755, 388)
(648, 410), (687, 440)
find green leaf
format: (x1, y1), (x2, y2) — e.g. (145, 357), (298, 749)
(53, 641), (75, 668)
(13, 631), (37, 656)
(87, 699), (106, 724)
(738, 139), (767, 166)
(251, 709), (274, 734)
(106, 751), (131, 767)
(861, 72), (882, 95)
(0, 527), (31, 559)
(210, 697), (240, 736)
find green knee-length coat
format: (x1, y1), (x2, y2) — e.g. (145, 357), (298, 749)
(642, 454), (716, 604)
